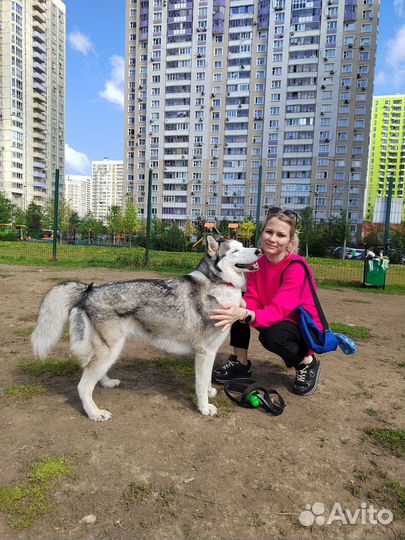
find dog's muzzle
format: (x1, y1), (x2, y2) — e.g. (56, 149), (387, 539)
(235, 262), (260, 271)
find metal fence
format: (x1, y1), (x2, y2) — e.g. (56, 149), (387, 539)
(0, 237), (404, 291)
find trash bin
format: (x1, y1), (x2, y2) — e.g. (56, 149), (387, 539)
(363, 257), (388, 289)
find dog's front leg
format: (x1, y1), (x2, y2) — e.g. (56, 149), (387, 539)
(195, 346), (217, 416)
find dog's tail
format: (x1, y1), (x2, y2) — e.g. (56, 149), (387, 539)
(31, 281), (91, 359)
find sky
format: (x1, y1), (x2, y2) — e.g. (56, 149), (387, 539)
(64, 0), (405, 176)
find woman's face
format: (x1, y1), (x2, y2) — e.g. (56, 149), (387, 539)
(261, 217), (292, 261)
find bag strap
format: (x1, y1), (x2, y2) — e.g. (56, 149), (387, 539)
(280, 259), (330, 331)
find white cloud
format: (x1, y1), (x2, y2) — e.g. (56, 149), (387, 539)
(394, 0), (405, 17)
(99, 55), (125, 109)
(65, 144), (90, 174)
(374, 70), (387, 86)
(68, 31), (95, 55)
(386, 24), (405, 89)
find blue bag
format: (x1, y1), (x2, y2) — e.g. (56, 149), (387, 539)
(281, 261), (356, 355)
(297, 306), (339, 354)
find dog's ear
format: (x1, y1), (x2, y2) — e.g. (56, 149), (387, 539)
(206, 235), (219, 257)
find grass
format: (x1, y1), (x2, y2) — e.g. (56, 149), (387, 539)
(3, 384), (46, 399)
(330, 322), (371, 341)
(0, 456), (74, 529)
(369, 480), (405, 519)
(154, 357), (195, 387)
(153, 358), (235, 416)
(0, 241), (404, 292)
(122, 482), (153, 508)
(15, 328), (33, 337)
(345, 473), (405, 519)
(45, 277), (82, 284)
(20, 358), (80, 377)
(366, 428), (405, 458)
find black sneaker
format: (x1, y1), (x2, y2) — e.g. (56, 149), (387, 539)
(293, 356), (320, 396)
(213, 355), (252, 384)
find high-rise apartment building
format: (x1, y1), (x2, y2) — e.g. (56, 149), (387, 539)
(92, 159), (124, 223)
(64, 174), (92, 217)
(0, 0), (66, 210)
(365, 95), (405, 224)
(123, 0), (379, 236)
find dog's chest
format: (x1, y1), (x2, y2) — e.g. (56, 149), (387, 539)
(210, 286), (241, 307)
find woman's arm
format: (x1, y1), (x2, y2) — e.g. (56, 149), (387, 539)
(210, 304), (256, 333)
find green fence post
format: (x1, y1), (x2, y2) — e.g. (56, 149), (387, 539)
(52, 169), (59, 261)
(254, 164), (263, 247)
(144, 168), (153, 266)
(383, 176), (394, 256)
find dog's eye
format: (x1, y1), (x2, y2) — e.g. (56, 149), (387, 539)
(231, 250), (239, 254)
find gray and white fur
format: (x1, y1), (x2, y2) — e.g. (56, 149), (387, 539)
(31, 236), (260, 421)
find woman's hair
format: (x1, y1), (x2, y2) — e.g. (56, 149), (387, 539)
(261, 210), (300, 253)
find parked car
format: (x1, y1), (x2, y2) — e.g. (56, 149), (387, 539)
(333, 247), (365, 260)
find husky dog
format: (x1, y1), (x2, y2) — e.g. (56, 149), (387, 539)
(31, 236), (260, 421)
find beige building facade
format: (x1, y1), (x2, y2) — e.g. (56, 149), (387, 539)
(0, 0), (66, 209)
(123, 0), (379, 238)
(91, 159), (124, 223)
(64, 174), (92, 218)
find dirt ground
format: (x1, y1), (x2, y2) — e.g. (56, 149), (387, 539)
(0, 263), (404, 540)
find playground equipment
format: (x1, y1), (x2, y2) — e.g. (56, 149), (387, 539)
(192, 222), (240, 248)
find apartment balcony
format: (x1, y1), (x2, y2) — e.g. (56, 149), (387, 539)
(33, 180), (47, 189)
(33, 9), (46, 25)
(33, 139), (46, 151)
(33, 70), (46, 84)
(33, 40), (46, 54)
(33, 61), (46, 74)
(33, 81), (47, 94)
(33, 30), (46, 43)
(33, 50), (46, 64)
(162, 202), (187, 209)
(161, 212), (188, 220)
(33, 17), (45, 32)
(33, 110), (46, 123)
(33, 161), (46, 169)
(33, 170), (46, 179)
(33, 129), (46, 141)
(33, 100), (46, 113)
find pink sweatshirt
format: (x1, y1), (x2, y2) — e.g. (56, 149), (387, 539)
(244, 253), (323, 331)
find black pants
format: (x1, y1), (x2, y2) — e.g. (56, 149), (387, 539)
(230, 320), (309, 368)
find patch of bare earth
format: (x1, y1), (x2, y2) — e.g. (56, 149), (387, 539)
(0, 264), (403, 539)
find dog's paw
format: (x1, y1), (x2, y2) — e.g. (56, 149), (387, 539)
(208, 387), (217, 398)
(100, 378), (121, 388)
(89, 409), (112, 422)
(199, 403), (218, 417)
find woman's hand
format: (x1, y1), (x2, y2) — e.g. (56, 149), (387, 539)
(210, 304), (247, 333)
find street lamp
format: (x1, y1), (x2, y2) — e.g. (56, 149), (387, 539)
(309, 188), (318, 221)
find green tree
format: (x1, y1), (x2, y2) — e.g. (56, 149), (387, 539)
(25, 202), (43, 237)
(79, 213), (105, 244)
(107, 205), (124, 244)
(122, 203), (139, 245)
(238, 219), (256, 245)
(68, 211), (81, 241)
(13, 207), (26, 227)
(217, 219), (230, 237)
(43, 197), (75, 241)
(0, 192), (15, 224)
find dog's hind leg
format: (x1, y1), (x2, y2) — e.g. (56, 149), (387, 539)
(195, 346), (217, 416)
(78, 337), (125, 421)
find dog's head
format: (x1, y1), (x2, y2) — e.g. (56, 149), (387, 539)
(205, 236), (261, 285)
